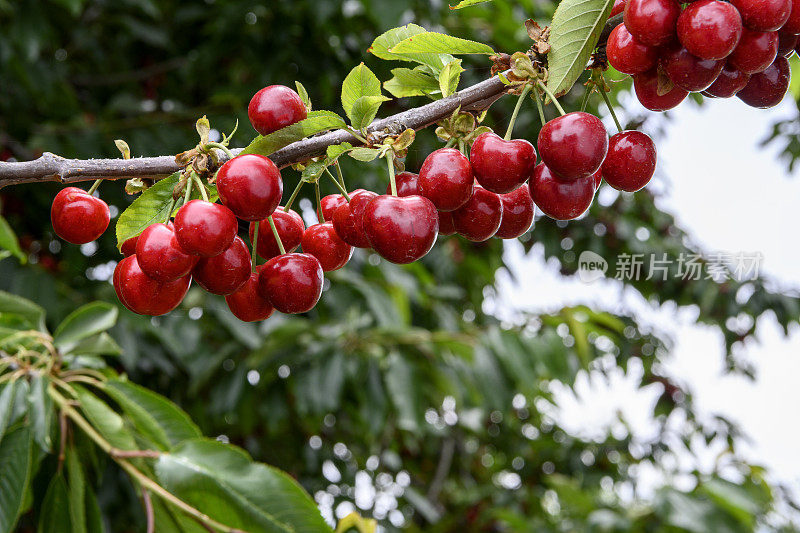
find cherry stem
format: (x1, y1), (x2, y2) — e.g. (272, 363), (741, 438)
(315, 181), (324, 223)
(164, 198), (175, 223)
(324, 168), (351, 201)
(182, 173), (194, 206)
(87, 179), (102, 195)
(192, 174), (209, 201)
(204, 142), (235, 161)
(444, 138), (457, 149)
(536, 81), (566, 116)
(580, 87), (592, 113)
(283, 179), (304, 212)
(533, 89), (547, 126)
(504, 83), (532, 141)
(334, 162), (346, 190)
(599, 87), (623, 133)
(386, 154), (397, 196)
(267, 215), (286, 255)
(250, 222), (259, 273)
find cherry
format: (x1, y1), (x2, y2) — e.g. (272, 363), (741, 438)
(624, 0), (681, 46)
(417, 148), (474, 212)
(606, 24), (659, 75)
(678, 0), (743, 60)
(258, 253), (323, 314)
(450, 186), (503, 242)
(363, 195), (439, 263)
(192, 236), (251, 295)
(529, 163), (595, 220)
(601, 131), (657, 192)
(248, 85), (307, 136)
(318, 193), (349, 222)
(174, 200), (238, 257)
(301, 222), (353, 271)
(783, 0), (800, 33)
(704, 63), (751, 96)
(736, 54), (790, 107)
(249, 208), (304, 260)
(728, 28), (779, 73)
(777, 30), (799, 55)
(50, 187), (110, 244)
(332, 190), (379, 248)
(114, 255), (191, 316)
(216, 154), (282, 221)
(611, 0), (627, 17)
(225, 270), (274, 322)
(730, 0), (790, 31)
(438, 211), (457, 236)
(135, 223), (198, 282)
(470, 132), (537, 194)
(537, 112), (608, 181)
(121, 235), (139, 257)
(385, 172), (420, 196)
(495, 184), (535, 239)
(633, 68), (690, 110)
(662, 46), (725, 91)
(594, 169), (603, 190)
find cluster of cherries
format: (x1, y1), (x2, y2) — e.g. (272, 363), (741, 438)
(607, 0), (797, 108)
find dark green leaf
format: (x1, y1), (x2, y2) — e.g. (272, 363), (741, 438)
(66, 333), (122, 358)
(38, 474), (72, 533)
(383, 67), (440, 98)
(0, 290), (47, 331)
(66, 447), (87, 533)
(75, 386), (137, 451)
(84, 486), (105, 533)
(389, 32), (495, 56)
(0, 382), (18, 444)
(115, 173), (180, 250)
(0, 425), (33, 533)
(0, 215), (25, 263)
(242, 111), (347, 157)
(54, 302), (118, 351)
(27, 374), (54, 452)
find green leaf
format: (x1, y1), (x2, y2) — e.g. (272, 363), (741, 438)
(449, 0), (493, 8)
(0, 290), (46, 331)
(383, 67), (440, 98)
(54, 302), (118, 351)
(0, 425), (33, 533)
(115, 173), (180, 250)
(155, 438), (332, 533)
(27, 374), (54, 452)
(546, 0), (614, 97)
(389, 32), (495, 56)
(0, 216), (25, 263)
(66, 333), (122, 358)
(349, 95), (390, 131)
(66, 447), (87, 533)
(700, 478), (763, 527)
(326, 142), (354, 160)
(438, 59), (464, 98)
(242, 111), (347, 157)
(368, 24), (455, 72)
(384, 352), (420, 432)
(103, 379), (201, 450)
(38, 474), (72, 533)
(75, 386), (138, 451)
(295, 81), (311, 110)
(341, 63), (383, 120)
(348, 147), (382, 162)
(84, 487), (105, 533)
(0, 382), (18, 444)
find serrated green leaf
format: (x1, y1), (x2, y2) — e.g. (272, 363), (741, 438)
(75, 386), (137, 451)
(0, 290), (46, 332)
(54, 302), (118, 351)
(0, 216), (25, 263)
(368, 24), (455, 73)
(348, 147), (382, 162)
(326, 142), (354, 160)
(341, 63), (382, 120)
(547, 0), (614, 97)
(295, 81), (311, 110)
(389, 32), (494, 56)
(349, 95), (390, 131)
(449, 0), (493, 8)
(242, 111), (347, 157)
(38, 474), (72, 533)
(115, 173), (180, 250)
(384, 67), (441, 98)
(0, 425), (33, 533)
(27, 374), (53, 452)
(301, 161), (328, 183)
(438, 59), (464, 98)
(66, 447), (87, 533)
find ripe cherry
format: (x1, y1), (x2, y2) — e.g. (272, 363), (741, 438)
(385, 172), (420, 196)
(135, 223), (198, 282)
(662, 46), (725, 91)
(730, 0), (790, 31)
(728, 28), (779, 73)
(332, 190), (379, 248)
(121, 235), (139, 257)
(624, 0), (681, 46)
(633, 68), (690, 110)
(495, 184), (535, 239)
(301, 222), (353, 271)
(51, 187), (110, 244)
(783, 0), (800, 33)
(248, 85), (307, 136)
(777, 30), (799, 55)
(174, 200), (238, 257)
(438, 211), (456, 236)
(249, 208), (304, 260)
(363, 195), (439, 263)
(606, 24), (659, 75)
(192, 236), (251, 295)
(114, 255), (191, 316)
(529, 163), (595, 221)
(736, 55), (790, 107)
(225, 269), (274, 322)
(258, 253), (323, 314)
(678, 0), (743, 60)
(451, 186), (503, 242)
(611, 0), (627, 16)
(418, 148), (474, 212)
(704, 63), (751, 96)
(601, 131), (657, 192)
(470, 132), (537, 194)
(216, 154), (282, 221)
(537, 112), (608, 181)
(318, 193), (350, 222)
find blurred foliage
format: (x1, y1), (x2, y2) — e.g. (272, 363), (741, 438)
(1, 0), (800, 531)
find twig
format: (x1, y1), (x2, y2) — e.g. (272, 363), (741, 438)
(142, 488), (155, 533)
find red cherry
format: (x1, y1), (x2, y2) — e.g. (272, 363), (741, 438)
(301, 222), (353, 272)
(730, 0), (790, 31)
(385, 172), (420, 196)
(633, 68), (690, 110)
(451, 186), (503, 242)
(736, 55), (791, 107)
(662, 46), (725, 91)
(225, 270), (274, 322)
(624, 0), (681, 46)
(728, 29), (779, 73)
(601, 131), (657, 192)
(438, 211), (456, 236)
(192, 236), (251, 295)
(50, 187), (110, 244)
(174, 200), (238, 257)
(258, 253), (323, 314)
(332, 190), (379, 248)
(495, 184), (535, 239)
(529, 163), (595, 221)
(593, 169), (603, 190)
(778, 30), (799, 55)
(362, 195), (439, 263)
(121, 235), (138, 257)
(216, 154), (282, 221)
(611, 0), (627, 16)
(537, 112), (608, 181)
(607, 24), (659, 75)
(318, 193), (348, 221)
(678, 0), (744, 60)
(418, 148), (474, 212)
(247, 85), (307, 136)
(135, 223), (198, 282)
(114, 255), (190, 316)
(704, 62), (752, 96)
(248, 208), (304, 260)
(470, 132), (537, 194)
(784, 0), (800, 33)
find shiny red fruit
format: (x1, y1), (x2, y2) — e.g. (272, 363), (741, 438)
(470, 132), (537, 193)
(678, 0), (743, 60)
(318, 193), (349, 222)
(332, 190), (379, 248)
(736, 55), (791, 107)
(385, 172), (420, 196)
(363, 195), (439, 263)
(537, 112), (608, 181)
(192, 236), (251, 295)
(51, 187), (110, 244)
(633, 68), (690, 110)
(611, 0), (627, 16)
(120, 235), (138, 257)
(216, 154), (282, 221)
(495, 184), (535, 239)
(174, 200), (238, 257)
(135, 223), (198, 282)
(529, 163), (595, 221)
(784, 0), (800, 33)
(729, 28), (779, 73)
(418, 148), (474, 212)
(607, 24), (659, 75)
(114, 255), (190, 316)
(704, 63), (751, 96)
(225, 270), (274, 322)
(730, 0), (790, 31)
(301, 222), (353, 271)
(777, 30), (799, 55)
(438, 211), (456, 236)
(662, 46), (725, 91)
(258, 253), (323, 314)
(248, 85), (307, 136)
(451, 186), (503, 242)
(601, 131), (657, 192)
(624, 0), (681, 46)
(249, 208), (304, 260)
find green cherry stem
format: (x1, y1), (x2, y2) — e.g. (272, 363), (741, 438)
(182, 173), (194, 206)
(504, 83), (533, 141)
(283, 179), (304, 212)
(533, 89), (547, 126)
(444, 138), (457, 149)
(325, 168), (351, 201)
(536, 80), (566, 116)
(87, 179), (102, 195)
(580, 87), (592, 113)
(164, 198), (175, 223)
(334, 162), (346, 189)
(192, 174), (209, 201)
(250, 222), (259, 273)
(315, 181), (324, 223)
(267, 215), (286, 255)
(204, 141), (235, 161)
(599, 88), (623, 134)
(386, 153), (397, 196)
